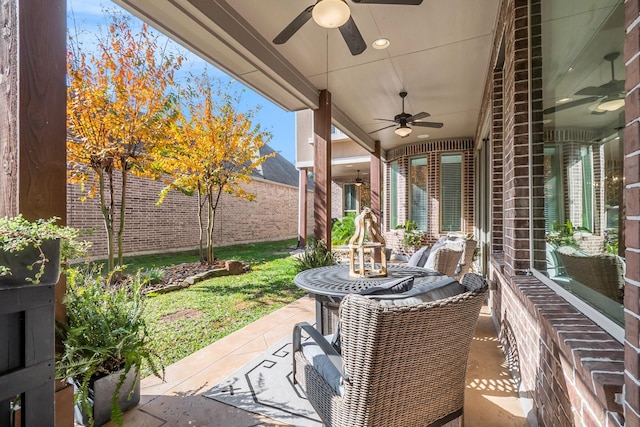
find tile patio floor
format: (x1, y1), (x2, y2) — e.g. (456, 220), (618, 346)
(108, 295), (531, 426)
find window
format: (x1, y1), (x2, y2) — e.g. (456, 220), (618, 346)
(410, 157), (428, 230)
(440, 154), (462, 232)
(389, 161), (399, 229)
(541, 0), (625, 328)
(344, 183), (357, 216)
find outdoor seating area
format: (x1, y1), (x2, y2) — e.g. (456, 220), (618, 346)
(111, 294), (528, 426)
(292, 273), (488, 427)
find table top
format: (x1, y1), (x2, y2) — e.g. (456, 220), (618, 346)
(294, 264), (446, 297)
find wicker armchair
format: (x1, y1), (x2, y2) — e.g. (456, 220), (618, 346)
(556, 246), (624, 303)
(433, 245), (464, 277)
(456, 239), (477, 279)
(292, 273), (488, 427)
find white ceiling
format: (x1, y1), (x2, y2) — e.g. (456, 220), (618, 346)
(114, 0), (501, 155)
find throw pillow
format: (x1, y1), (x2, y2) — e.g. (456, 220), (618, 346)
(367, 277), (465, 306)
(330, 276), (415, 353)
(407, 245), (430, 267)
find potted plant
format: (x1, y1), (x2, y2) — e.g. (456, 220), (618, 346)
(56, 267), (165, 426)
(0, 215), (87, 285)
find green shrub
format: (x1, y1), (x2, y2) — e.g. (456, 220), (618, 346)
(295, 239), (337, 272)
(140, 267), (165, 285)
(56, 266), (164, 426)
(331, 213), (356, 246)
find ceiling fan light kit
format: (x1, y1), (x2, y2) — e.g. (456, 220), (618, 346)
(395, 125), (412, 137)
(543, 52), (624, 115)
(596, 98), (624, 112)
(312, 0), (350, 28)
(369, 91), (443, 136)
(273, 0), (422, 56)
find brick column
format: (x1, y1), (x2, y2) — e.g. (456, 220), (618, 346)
(502, 0), (545, 276)
(492, 68), (504, 253)
(623, 1), (640, 424)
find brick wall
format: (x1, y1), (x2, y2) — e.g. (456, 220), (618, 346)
(67, 173), (310, 259)
(385, 138), (474, 240)
(623, 0), (640, 424)
(484, 0), (629, 425)
(491, 266), (624, 426)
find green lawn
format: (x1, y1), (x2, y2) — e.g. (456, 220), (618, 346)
(136, 239), (306, 377)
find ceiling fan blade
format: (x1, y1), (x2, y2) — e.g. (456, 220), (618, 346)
(339, 16), (366, 56)
(542, 96), (600, 114)
(368, 124), (397, 134)
(373, 118), (397, 122)
(407, 111), (430, 122)
(351, 0), (423, 4)
(412, 121), (443, 128)
(575, 85), (611, 97)
(273, 5), (314, 45)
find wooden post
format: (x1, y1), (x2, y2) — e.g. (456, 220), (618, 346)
(297, 169), (308, 248)
(313, 90), (332, 248)
(0, 0), (69, 424)
(370, 140), (382, 223)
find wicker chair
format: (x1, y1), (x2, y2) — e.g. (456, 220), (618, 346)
(456, 239), (477, 279)
(432, 245), (464, 277)
(556, 246), (624, 303)
(292, 273), (488, 427)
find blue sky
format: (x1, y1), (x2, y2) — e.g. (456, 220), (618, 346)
(67, 0), (297, 164)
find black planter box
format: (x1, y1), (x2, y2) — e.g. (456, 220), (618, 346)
(0, 283), (56, 426)
(0, 239), (61, 285)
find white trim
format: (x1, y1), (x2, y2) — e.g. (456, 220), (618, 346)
(531, 270), (624, 343)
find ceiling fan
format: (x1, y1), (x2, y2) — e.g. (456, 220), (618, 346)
(543, 52), (625, 115)
(273, 0), (423, 56)
(369, 91), (443, 137)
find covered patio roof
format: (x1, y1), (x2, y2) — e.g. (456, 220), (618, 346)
(113, 0), (501, 155)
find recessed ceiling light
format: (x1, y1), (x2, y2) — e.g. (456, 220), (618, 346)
(345, 164), (353, 167)
(372, 38), (390, 49)
(556, 97), (572, 104)
(417, 134), (429, 139)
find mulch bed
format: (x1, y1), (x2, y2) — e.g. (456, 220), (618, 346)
(141, 261), (225, 294)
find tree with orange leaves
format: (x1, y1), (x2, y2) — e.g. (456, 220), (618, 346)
(67, 11), (183, 272)
(154, 74), (273, 264)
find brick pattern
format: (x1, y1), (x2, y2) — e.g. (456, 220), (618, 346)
(485, 0), (631, 426)
(501, 0), (546, 276)
(492, 68), (505, 253)
(384, 138), (474, 240)
(625, 0), (640, 424)
(491, 263), (624, 426)
(67, 174), (310, 259)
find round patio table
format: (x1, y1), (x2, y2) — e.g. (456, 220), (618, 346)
(294, 264), (446, 334)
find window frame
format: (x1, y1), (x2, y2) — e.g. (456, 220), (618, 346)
(409, 156), (428, 231)
(439, 152), (463, 233)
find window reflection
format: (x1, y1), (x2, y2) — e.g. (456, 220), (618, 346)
(542, 0), (625, 325)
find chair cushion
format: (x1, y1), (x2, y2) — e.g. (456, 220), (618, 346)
(407, 245), (430, 267)
(301, 333), (345, 396)
(424, 241), (464, 270)
(331, 276), (415, 353)
(367, 277), (465, 306)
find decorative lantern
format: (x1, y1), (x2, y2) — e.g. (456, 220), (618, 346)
(348, 207), (387, 278)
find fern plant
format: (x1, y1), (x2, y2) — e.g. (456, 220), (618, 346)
(56, 266), (164, 426)
(331, 213), (356, 246)
(295, 239), (338, 272)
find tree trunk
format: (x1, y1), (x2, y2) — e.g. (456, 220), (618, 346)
(97, 166), (115, 272)
(117, 165), (127, 268)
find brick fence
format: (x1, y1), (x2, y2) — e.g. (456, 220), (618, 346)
(67, 173), (312, 259)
